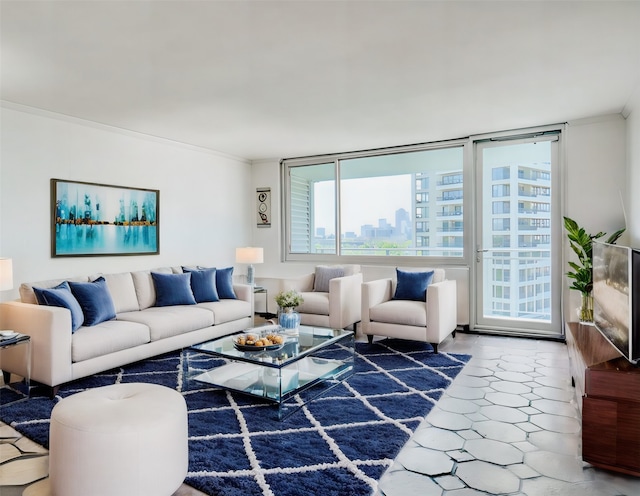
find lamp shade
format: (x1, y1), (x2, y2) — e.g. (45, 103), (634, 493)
(235, 247), (264, 264)
(0, 258), (13, 291)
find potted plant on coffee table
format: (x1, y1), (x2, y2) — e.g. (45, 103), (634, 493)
(275, 290), (304, 332)
(564, 216), (625, 322)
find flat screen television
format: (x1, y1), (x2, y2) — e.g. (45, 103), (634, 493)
(592, 240), (640, 363)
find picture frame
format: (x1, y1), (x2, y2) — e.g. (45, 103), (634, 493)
(51, 178), (159, 257)
(256, 187), (271, 228)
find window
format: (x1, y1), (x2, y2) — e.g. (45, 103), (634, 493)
(288, 162), (336, 254)
(416, 177), (429, 189)
(492, 218), (510, 231)
(284, 144), (465, 260)
(492, 184), (510, 197)
(493, 201), (510, 214)
(492, 166), (510, 180)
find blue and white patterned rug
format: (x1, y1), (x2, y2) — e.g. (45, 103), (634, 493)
(0, 339), (470, 496)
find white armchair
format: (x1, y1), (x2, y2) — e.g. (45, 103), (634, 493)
(361, 268), (457, 353)
(282, 265), (362, 330)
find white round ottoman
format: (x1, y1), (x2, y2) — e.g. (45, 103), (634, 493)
(49, 383), (188, 496)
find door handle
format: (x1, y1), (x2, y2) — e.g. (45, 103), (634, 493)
(476, 245), (488, 262)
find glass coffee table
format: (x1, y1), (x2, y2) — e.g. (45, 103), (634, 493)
(187, 325), (354, 419)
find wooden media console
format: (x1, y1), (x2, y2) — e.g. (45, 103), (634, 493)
(566, 322), (640, 476)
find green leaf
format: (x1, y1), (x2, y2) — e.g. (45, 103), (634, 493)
(606, 228), (626, 244)
(564, 217), (624, 296)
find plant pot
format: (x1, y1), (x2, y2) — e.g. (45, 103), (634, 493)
(278, 307), (300, 333)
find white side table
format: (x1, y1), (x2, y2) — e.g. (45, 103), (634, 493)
(253, 286), (270, 317)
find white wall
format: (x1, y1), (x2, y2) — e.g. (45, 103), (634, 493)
(252, 116), (629, 329)
(563, 115), (628, 320)
(626, 88), (640, 246)
(0, 104), (253, 301)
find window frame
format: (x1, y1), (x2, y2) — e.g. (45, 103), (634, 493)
(281, 138), (470, 266)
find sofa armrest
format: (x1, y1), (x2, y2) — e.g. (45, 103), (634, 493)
(425, 279), (457, 341)
(328, 272), (363, 329)
(361, 278), (393, 334)
(0, 301), (73, 387)
(233, 283), (252, 303)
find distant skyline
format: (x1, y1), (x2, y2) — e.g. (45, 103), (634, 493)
(314, 175), (411, 236)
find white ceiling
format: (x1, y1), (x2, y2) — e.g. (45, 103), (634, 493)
(2, 1), (640, 161)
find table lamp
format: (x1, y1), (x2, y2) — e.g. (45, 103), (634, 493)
(0, 258), (13, 292)
(235, 247), (263, 285)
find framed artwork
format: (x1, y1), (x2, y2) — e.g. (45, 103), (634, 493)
(51, 178), (159, 257)
(257, 187), (271, 228)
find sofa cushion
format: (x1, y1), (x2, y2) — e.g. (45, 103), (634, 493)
(152, 272), (196, 307)
(183, 267), (219, 303)
(370, 300), (427, 327)
(313, 266), (345, 293)
(393, 269), (434, 302)
(117, 306), (214, 341)
(216, 267), (236, 299)
(131, 268), (173, 310)
(296, 292), (329, 315)
(69, 277), (117, 326)
(196, 299), (252, 325)
(34, 281), (85, 333)
(72, 320), (151, 363)
(101, 272), (140, 313)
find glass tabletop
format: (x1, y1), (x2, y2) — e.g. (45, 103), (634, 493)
(190, 325), (352, 368)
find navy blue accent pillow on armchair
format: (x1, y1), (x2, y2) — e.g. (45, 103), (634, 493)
(393, 269), (435, 302)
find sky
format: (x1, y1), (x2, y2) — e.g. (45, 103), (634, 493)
(314, 175), (411, 236)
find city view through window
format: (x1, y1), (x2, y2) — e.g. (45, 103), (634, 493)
(288, 146), (465, 257)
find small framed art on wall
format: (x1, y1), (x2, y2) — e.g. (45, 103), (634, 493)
(257, 187), (271, 228)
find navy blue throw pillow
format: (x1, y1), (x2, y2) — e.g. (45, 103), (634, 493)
(151, 272), (196, 306)
(35, 281), (85, 332)
(33, 281), (66, 306)
(69, 277), (117, 326)
(393, 269), (435, 302)
(182, 267), (219, 303)
(216, 267), (236, 299)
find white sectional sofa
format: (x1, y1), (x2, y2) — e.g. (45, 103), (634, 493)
(0, 266), (252, 395)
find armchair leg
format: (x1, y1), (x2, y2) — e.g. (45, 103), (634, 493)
(431, 343), (439, 354)
(452, 330), (456, 338)
(367, 334), (374, 344)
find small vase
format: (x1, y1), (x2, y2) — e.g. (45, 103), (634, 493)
(579, 293), (594, 323)
(279, 307), (301, 333)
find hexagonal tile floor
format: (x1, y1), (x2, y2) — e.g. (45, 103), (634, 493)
(377, 332), (640, 496)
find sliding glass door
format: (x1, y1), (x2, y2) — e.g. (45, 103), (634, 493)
(474, 133), (562, 337)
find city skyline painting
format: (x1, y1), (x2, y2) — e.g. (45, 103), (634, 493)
(51, 178), (159, 257)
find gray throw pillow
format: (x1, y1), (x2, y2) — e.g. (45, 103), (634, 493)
(313, 266), (345, 293)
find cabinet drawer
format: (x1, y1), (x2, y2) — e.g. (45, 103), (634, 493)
(582, 397), (617, 466)
(586, 368), (640, 402)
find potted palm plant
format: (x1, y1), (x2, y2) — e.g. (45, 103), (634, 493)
(564, 216), (625, 322)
